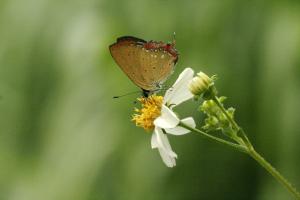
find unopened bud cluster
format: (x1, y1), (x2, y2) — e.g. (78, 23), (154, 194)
(200, 97), (235, 134)
(189, 72), (213, 96)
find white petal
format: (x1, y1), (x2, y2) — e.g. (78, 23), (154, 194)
(158, 148), (176, 167)
(154, 127), (177, 158)
(164, 68), (194, 107)
(165, 117), (196, 135)
(151, 132), (159, 149)
(154, 105), (179, 129)
(181, 117), (196, 128)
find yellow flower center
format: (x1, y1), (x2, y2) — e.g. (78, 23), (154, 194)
(132, 95), (164, 131)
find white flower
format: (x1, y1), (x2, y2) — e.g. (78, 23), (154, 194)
(133, 68), (196, 167)
(151, 68), (196, 167)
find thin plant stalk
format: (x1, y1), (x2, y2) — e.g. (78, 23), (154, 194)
(212, 96), (300, 199)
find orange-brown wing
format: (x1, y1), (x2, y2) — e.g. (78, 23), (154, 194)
(137, 48), (176, 89)
(109, 38), (156, 91)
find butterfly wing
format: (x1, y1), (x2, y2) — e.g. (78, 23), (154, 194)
(109, 37), (151, 90)
(109, 36), (178, 91)
(138, 47), (176, 90)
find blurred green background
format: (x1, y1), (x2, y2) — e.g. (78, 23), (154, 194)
(0, 0), (300, 199)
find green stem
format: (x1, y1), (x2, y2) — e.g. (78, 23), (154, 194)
(212, 96), (247, 145)
(212, 95), (239, 131)
(179, 122), (247, 153)
(211, 94), (300, 199)
(249, 148), (300, 199)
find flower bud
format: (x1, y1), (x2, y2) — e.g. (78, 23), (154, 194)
(189, 72), (213, 96)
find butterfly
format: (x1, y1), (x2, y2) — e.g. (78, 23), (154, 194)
(109, 36), (178, 97)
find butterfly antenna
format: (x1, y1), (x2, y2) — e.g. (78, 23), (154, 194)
(113, 91), (141, 99)
(172, 32), (176, 46)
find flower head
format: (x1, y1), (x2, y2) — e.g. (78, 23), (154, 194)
(132, 95), (163, 131)
(132, 68), (196, 167)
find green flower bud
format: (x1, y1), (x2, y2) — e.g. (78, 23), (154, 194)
(189, 72), (213, 96)
(200, 96), (236, 135)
